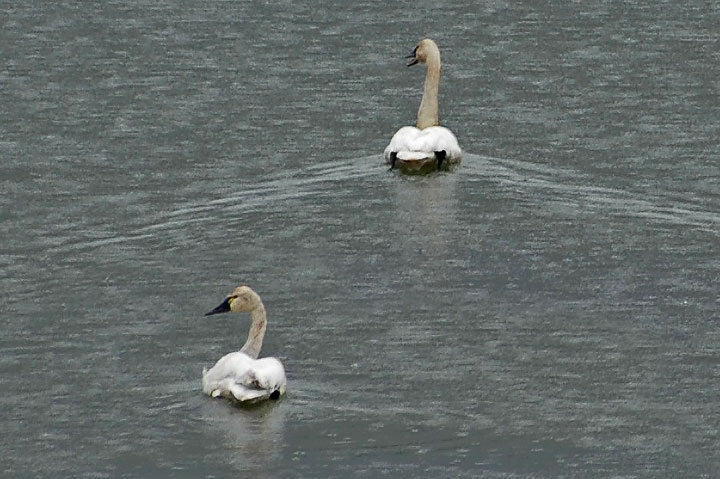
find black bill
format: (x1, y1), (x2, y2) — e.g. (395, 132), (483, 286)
(205, 297), (231, 316)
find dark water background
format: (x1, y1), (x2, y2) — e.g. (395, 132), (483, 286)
(2, 1), (719, 477)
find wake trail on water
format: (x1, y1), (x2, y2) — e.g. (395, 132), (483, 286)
(46, 153), (719, 255)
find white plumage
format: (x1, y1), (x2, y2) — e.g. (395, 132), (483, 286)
(202, 353), (285, 402)
(384, 125), (462, 162)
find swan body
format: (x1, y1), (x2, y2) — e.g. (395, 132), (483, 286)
(384, 126), (461, 161)
(385, 38), (462, 171)
(202, 286), (286, 404)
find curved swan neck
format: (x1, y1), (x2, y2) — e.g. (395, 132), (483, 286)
(416, 48), (441, 130)
(240, 304), (266, 359)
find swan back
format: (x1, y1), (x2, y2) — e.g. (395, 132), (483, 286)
(202, 352), (287, 403)
(384, 126), (461, 171)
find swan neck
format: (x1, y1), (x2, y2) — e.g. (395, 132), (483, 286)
(416, 57), (441, 130)
(240, 304), (266, 359)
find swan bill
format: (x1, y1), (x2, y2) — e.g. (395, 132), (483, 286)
(205, 297), (231, 316)
(406, 53), (418, 66)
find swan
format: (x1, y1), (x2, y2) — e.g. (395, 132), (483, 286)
(384, 38), (462, 172)
(202, 285), (287, 404)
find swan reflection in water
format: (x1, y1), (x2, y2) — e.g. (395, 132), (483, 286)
(199, 397), (288, 475)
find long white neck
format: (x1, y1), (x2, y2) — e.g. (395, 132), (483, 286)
(416, 49), (441, 130)
(240, 305), (266, 359)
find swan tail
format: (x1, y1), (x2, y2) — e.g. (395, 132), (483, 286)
(396, 151), (435, 161)
(229, 384), (273, 402)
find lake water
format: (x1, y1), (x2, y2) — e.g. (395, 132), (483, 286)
(2, 0), (720, 477)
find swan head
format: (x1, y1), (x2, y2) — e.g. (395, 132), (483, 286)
(205, 285), (263, 316)
(406, 38), (440, 67)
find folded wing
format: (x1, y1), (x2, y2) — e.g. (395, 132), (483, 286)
(384, 126), (462, 163)
(202, 352), (286, 403)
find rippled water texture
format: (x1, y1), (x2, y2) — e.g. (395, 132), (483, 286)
(2, 1), (720, 477)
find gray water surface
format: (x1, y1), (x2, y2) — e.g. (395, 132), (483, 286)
(2, 1), (720, 477)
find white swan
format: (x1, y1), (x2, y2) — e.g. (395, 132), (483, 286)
(202, 285), (287, 404)
(384, 38), (462, 171)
